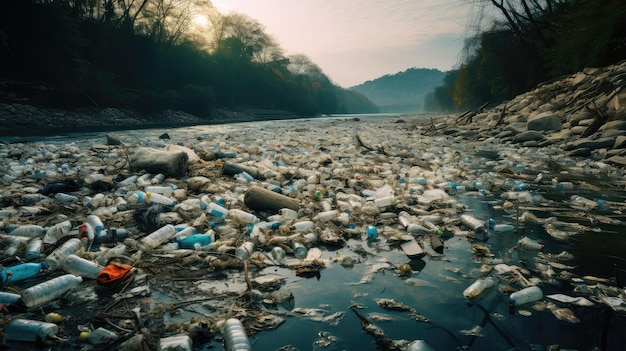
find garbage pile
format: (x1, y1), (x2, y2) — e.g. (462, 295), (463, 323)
(0, 114), (625, 350)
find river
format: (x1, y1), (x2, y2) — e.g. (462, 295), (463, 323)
(1, 114), (625, 350)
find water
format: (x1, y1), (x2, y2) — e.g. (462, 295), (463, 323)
(2, 114), (625, 350)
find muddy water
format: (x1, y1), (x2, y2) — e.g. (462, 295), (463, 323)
(2, 114), (625, 350)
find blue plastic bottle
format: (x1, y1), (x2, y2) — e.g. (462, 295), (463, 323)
(1, 262), (46, 286)
(177, 234), (212, 249)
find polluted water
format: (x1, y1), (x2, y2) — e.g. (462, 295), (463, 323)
(0, 114), (625, 351)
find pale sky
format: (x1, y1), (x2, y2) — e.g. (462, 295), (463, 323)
(211, 0), (470, 87)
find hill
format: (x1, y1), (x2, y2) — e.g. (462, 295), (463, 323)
(349, 68), (447, 113)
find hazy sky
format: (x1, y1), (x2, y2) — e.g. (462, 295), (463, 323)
(211, 0), (471, 87)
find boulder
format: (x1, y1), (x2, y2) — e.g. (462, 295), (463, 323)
(614, 136), (626, 149)
(599, 120), (626, 132)
(528, 111), (562, 131)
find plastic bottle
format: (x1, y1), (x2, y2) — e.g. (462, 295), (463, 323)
(463, 276), (497, 299)
(43, 220), (73, 244)
(517, 236), (544, 250)
(228, 208), (259, 224)
(291, 220), (314, 231)
(139, 224), (177, 251)
(93, 228), (129, 245)
(54, 192), (79, 203)
(571, 195), (598, 209)
(2, 235), (28, 257)
(366, 225), (379, 240)
(177, 234), (212, 250)
(95, 243), (128, 266)
(158, 334), (193, 351)
(292, 242), (308, 259)
(144, 185), (174, 197)
(78, 223), (95, 247)
(235, 241), (255, 261)
(0, 291), (21, 306)
(509, 286), (543, 307)
(85, 327), (120, 345)
(279, 208), (298, 220)
(146, 192), (177, 206)
(3, 319), (59, 343)
(488, 219), (515, 232)
(151, 173), (166, 185)
(6, 224), (46, 238)
(207, 202), (230, 218)
(555, 181), (574, 190)
(86, 214), (104, 235)
(20, 274), (83, 308)
(223, 318), (251, 351)
(460, 214), (488, 240)
(44, 238), (83, 271)
(62, 254), (104, 279)
(1, 262), (46, 286)
(271, 246), (286, 263)
(314, 210), (338, 222)
(127, 191), (147, 206)
(24, 238), (44, 261)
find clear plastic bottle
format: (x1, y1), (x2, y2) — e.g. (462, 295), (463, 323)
(463, 276), (497, 299)
(144, 185), (174, 197)
(314, 210), (338, 222)
(517, 236), (544, 250)
(43, 220), (73, 244)
(460, 214), (488, 240)
(151, 173), (166, 185)
(6, 224), (46, 238)
(235, 241), (255, 261)
(271, 246), (286, 263)
(54, 192), (79, 203)
(139, 224), (177, 251)
(509, 286), (543, 307)
(20, 274), (83, 308)
(406, 340), (436, 351)
(291, 220), (314, 231)
(223, 318), (251, 351)
(44, 238), (83, 271)
(228, 208), (259, 224)
(571, 195), (598, 209)
(85, 327), (120, 345)
(1, 262), (46, 285)
(24, 238), (43, 261)
(2, 235), (28, 257)
(3, 319), (59, 343)
(62, 254), (104, 279)
(292, 242), (308, 259)
(146, 192), (177, 206)
(95, 243), (128, 266)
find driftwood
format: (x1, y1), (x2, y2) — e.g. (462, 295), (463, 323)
(495, 103), (508, 127)
(457, 101), (489, 124)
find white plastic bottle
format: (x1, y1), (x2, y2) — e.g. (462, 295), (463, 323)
(6, 224), (46, 238)
(291, 220), (314, 231)
(86, 214), (104, 235)
(223, 318), (251, 351)
(127, 191), (148, 206)
(3, 319), (59, 342)
(146, 191), (177, 206)
(460, 214), (488, 240)
(509, 286), (543, 307)
(20, 274), (83, 308)
(463, 276), (497, 299)
(139, 224), (177, 251)
(207, 202), (230, 218)
(44, 238), (83, 271)
(25, 238), (44, 261)
(62, 254), (105, 279)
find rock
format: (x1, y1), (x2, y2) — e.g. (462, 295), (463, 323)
(606, 155), (626, 166)
(569, 111), (593, 126)
(528, 111), (562, 131)
(599, 120), (626, 132)
(614, 136), (626, 149)
(513, 130), (544, 143)
(564, 137), (616, 151)
(570, 126), (587, 135)
(568, 148), (591, 157)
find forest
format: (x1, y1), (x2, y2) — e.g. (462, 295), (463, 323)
(0, 0), (379, 118)
(426, 0), (626, 112)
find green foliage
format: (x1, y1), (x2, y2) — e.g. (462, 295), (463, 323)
(0, 0), (376, 117)
(429, 0), (626, 112)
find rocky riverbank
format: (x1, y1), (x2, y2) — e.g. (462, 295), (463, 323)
(420, 60), (626, 167)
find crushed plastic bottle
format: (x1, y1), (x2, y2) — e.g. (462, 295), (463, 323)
(463, 276), (497, 299)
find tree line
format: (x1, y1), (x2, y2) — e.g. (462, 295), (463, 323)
(0, 0), (378, 118)
(426, 0), (626, 112)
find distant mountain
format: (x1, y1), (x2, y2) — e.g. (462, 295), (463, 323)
(349, 68), (447, 113)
